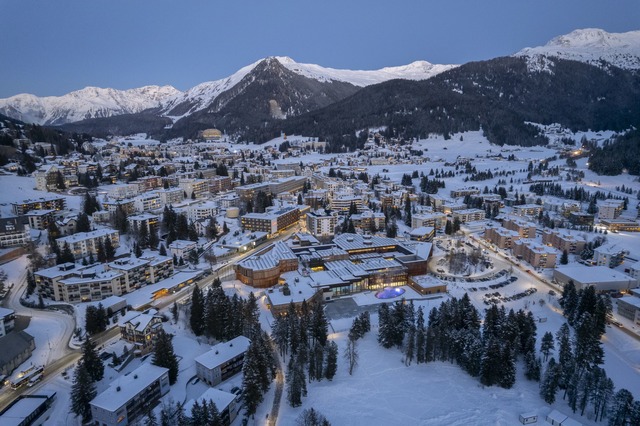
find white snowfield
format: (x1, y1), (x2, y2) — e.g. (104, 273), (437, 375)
(516, 28), (640, 70)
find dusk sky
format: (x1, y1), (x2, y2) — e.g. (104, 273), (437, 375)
(2, 0), (638, 98)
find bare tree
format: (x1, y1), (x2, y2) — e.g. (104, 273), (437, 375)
(344, 338), (358, 375)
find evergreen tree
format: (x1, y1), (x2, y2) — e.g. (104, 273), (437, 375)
(242, 336), (267, 417)
(190, 285), (205, 336)
(560, 249), (569, 265)
(60, 242), (74, 264)
(287, 356), (304, 407)
(82, 337), (104, 381)
(134, 242), (143, 258)
(524, 351), (541, 381)
(70, 363), (97, 423)
(171, 301), (179, 323)
(153, 330), (179, 385)
(324, 341), (338, 381)
(76, 213), (91, 233)
(609, 388), (634, 426)
(144, 409), (158, 426)
(311, 302), (328, 347)
(104, 237), (115, 261)
(540, 331), (555, 362)
(377, 303), (394, 348)
(159, 243), (167, 256)
(540, 358), (560, 404)
(26, 270), (37, 296)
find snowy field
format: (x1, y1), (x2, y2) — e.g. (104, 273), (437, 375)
(0, 174), (82, 218)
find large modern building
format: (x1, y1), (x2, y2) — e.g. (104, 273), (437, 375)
(593, 244), (627, 268)
(452, 209), (486, 223)
(90, 364), (170, 426)
(195, 336), (251, 387)
(241, 206), (300, 236)
(597, 199), (624, 220)
(235, 233), (432, 298)
(553, 266), (636, 291)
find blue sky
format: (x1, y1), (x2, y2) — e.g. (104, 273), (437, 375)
(1, 0), (638, 97)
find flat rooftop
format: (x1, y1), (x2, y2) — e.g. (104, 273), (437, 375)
(90, 364), (168, 412)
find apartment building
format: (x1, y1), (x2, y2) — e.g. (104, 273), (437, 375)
(90, 364), (170, 426)
(512, 204), (543, 218)
(155, 187), (184, 206)
(0, 217), (30, 248)
(542, 229), (586, 254)
(503, 217), (538, 239)
(512, 239), (558, 268)
(598, 199), (624, 220)
(484, 226), (520, 249)
(11, 196), (66, 215)
(306, 209), (339, 238)
(179, 178), (209, 199)
(412, 212), (447, 230)
(593, 244), (627, 268)
(195, 336), (251, 387)
(350, 210), (386, 232)
(241, 206), (300, 236)
(134, 193), (163, 212)
(452, 208), (486, 223)
(56, 229), (120, 259)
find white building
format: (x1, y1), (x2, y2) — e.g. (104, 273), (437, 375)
(90, 364), (170, 426)
(597, 199), (624, 220)
(56, 229), (120, 259)
(195, 336), (251, 386)
(306, 209), (339, 238)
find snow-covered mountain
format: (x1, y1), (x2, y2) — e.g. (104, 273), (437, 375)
(516, 28), (640, 70)
(160, 56), (457, 118)
(0, 85), (181, 126)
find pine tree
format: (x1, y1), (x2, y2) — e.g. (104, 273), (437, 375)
(82, 337), (104, 381)
(76, 213), (91, 233)
(190, 285), (205, 336)
(104, 237), (115, 261)
(609, 388), (634, 426)
(171, 302), (179, 323)
(70, 363), (97, 423)
(287, 357), (303, 407)
(26, 270), (36, 296)
(560, 249), (569, 265)
(311, 302), (328, 347)
(524, 351), (541, 381)
(540, 358), (560, 404)
(324, 341), (338, 381)
(243, 337), (266, 417)
(144, 409), (158, 426)
(540, 331), (555, 362)
(152, 330), (179, 385)
(159, 243), (167, 256)
(377, 303), (394, 348)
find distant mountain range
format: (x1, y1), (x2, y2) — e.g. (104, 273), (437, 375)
(0, 28), (638, 148)
(0, 57), (456, 127)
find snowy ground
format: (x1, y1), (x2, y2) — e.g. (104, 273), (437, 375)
(0, 174), (82, 218)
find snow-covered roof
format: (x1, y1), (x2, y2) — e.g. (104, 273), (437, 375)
(555, 265), (634, 285)
(0, 393), (56, 426)
(195, 336), (251, 370)
(57, 228), (117, 244)
(183, 388), (236, 414)
(90, 364), (169, 412)
(0, 307), (14, 318)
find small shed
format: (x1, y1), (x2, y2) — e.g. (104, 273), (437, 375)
(519, 411), (538, 424)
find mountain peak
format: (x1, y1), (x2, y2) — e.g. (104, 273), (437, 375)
(515, 28), (640, 70)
